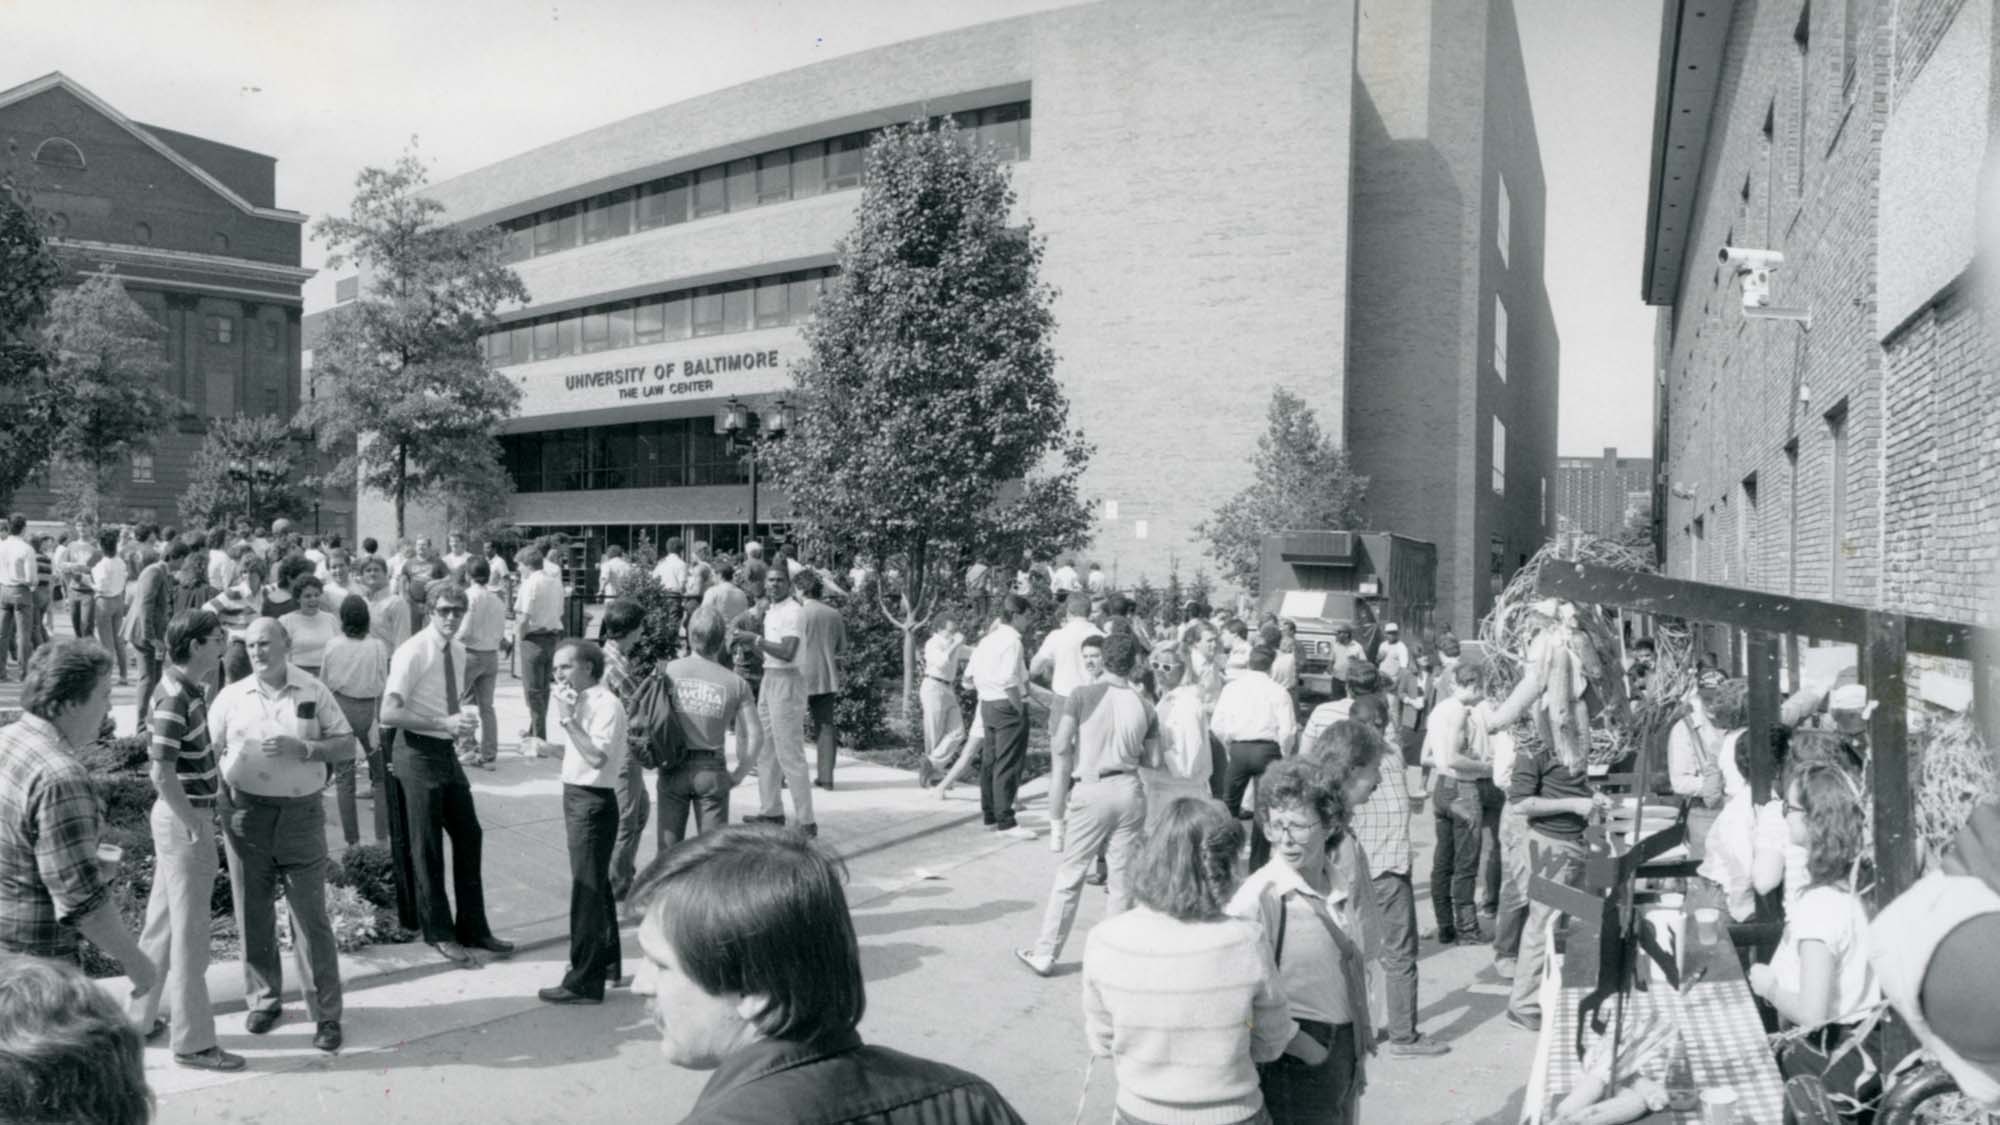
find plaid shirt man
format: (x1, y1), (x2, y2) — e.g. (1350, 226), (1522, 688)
(0, 715), (111, 959)
(1348, 755), (1413, 877)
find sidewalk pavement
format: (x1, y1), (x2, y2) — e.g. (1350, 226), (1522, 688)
(0, 630), (1041, 1098)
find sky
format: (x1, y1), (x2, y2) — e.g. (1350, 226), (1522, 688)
(3, 0), (1661, 458)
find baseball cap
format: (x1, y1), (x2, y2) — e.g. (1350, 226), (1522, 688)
(1696, 668), (1726, 689)
(1384, 623), (1400, 635)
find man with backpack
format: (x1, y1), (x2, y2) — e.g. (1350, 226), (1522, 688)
(656, 607), (761, 851)
(602, 599), (654, 903)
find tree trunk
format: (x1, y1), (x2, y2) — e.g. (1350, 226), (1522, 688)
(394, 444), (407, 541)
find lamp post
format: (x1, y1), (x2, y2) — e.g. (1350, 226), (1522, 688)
(714, 397), (790, 545)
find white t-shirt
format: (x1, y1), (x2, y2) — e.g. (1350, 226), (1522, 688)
(1770, 885), (1880, 1025)
(762, 598), (805, 670)
(1033, 617), (1104, 697)
(91, 555), (129, 598)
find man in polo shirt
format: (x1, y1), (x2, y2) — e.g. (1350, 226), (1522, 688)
(1016, 634), (1156, 976)
(793, 569), (847, 791)
(735, 561), (816, 835)
(130, 610), (244, 1071)
(208, 618), (355, 1052)
(457, 559), (507, 770)
(0, 515), (37, 681)
(514, 547), (565, 752)
(659, 607), (761, 848)
(967, 594), (1035, 839)
(382, 584), (515, 969)
(537, 638), (628, 1006)
(652, 536), (688, 594)
(126, 539), (187, 728)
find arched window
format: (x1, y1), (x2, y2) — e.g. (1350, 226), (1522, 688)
(32, 138), (85, 169)
(211, 232), (230, 253)
(132, 221), (152, 245)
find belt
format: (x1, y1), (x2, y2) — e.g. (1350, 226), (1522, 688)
(1071, 768), (1133, 783)
(925, 676), (956, 686)
(222, 784), (320, 806)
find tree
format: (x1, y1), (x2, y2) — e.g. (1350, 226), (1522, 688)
(0, 182), (63, 510)
(40, 270), (180, 524)
(765, 118), (1093, 714)
(432, 435), (516, 541)
(178, 415), (310, 530)
(1195, 387), (1368, 595)
(301, 149), (527, 539)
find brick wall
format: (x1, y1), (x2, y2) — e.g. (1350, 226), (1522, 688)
(1659, 0), (1996, 627)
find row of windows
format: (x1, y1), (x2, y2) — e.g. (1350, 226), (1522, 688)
(482, 267), (836, 366)
(494, 102), (1031, 264)
(500, 419), (750, 494)
(199, 314), (284, 351)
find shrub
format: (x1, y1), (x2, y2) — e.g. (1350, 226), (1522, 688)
(829, 592), (906, 750)
(277, 886), (381, 954)
(617, 571), (686, 669)
(81, 734), (152, 776)
(329, 842), (399, 912)
(95, 775), (156, 831)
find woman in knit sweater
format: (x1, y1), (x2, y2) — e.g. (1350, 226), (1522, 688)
(1082, 796), (1325, 1125)
(1229, 759), (1375, 1125)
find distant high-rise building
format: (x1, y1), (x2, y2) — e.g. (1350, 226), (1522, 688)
(1555, 447), (1652, 539)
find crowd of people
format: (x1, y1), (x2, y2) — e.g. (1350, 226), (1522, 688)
(4, 516), (2000, 1123)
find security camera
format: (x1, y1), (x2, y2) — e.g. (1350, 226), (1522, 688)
(1719, 246), (1784, 270)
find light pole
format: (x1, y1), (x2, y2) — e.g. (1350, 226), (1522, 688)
(714, 397), (790, 546)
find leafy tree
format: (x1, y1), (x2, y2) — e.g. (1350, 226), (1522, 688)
(765, 118), (1092, 712)
(39, 270), (179, 523)
(1195, 386), (1368, 596)
(301, 149), (527, 539)
(0, 182), (63, 510)
(431, 435), (516, 540)
(177, 415), (310, 530)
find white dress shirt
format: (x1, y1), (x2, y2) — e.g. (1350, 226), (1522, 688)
(384, 625), (468, 732)
(459, 582), (506, 651)
(558, 681), (627, 789)
(967, 623), (1028, 702)
(653, 552), (687, 592)
(1033, 617), (1104, 697)
(1209, 669), (1298, 750)
(0, 535), (34, 588)
(1051, 564), (1080, 593)
(515, 569), (565, 633)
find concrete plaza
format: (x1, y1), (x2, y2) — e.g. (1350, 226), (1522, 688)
(3, 634), (1532, 1124)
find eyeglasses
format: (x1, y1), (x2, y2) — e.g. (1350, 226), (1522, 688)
(433, 605), (468, 617)
(1264, 818), (1325, 843)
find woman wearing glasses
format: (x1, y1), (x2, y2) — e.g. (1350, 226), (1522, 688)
(1229, 758), (1378, 1125)
(1139, 643), (1216, 829)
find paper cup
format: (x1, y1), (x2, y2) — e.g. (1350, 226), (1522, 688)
(96, 841), (123, 878)
(1693, 906), (1722, 945)
(1700, 1086), (1739, 1124)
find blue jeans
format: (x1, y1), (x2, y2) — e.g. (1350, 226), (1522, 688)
(1373, 871), (1420, 1042)
(1508, 829), (1587, 1017)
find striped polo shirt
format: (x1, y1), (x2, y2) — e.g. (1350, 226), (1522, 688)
(150, 666), (220, 807)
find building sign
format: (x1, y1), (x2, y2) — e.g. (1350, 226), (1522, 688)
(511, 329), (798, 420)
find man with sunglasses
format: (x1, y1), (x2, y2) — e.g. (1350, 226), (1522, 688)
(382, 584), (516, 969)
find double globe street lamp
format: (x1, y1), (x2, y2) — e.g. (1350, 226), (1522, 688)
(713, 397), (790, 545)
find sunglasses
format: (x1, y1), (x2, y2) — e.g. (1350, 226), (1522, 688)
(433, 605), (468, 616)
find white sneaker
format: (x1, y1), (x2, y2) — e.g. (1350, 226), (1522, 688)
(1000, 826), (1037, 841)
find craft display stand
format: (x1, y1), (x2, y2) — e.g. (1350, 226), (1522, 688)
(1523, 561), (1996, 1118)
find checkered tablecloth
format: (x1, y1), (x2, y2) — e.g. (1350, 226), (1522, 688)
(1538, 973), (1786, 1123)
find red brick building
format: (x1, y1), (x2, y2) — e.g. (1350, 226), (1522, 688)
(1556, 447), (1653, 539)
(0, 72), (313, 527)
(1644, 0), (1998, 634)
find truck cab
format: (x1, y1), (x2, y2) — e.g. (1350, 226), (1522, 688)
(1259, 530), (1439, 704)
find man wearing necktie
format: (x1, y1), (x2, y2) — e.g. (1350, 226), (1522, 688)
(382, 583), (516, 969)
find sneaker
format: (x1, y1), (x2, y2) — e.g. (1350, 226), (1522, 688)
(1493, 957), (1518, 980)
(1388, 1034), (1452, 1057)
(999, 826), (1037, 841)
(1504, 1008), (1541, 1034)
(1014, 948), (1054, 977)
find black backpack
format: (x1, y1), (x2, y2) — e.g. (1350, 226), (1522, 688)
(626, 667), (685, 772)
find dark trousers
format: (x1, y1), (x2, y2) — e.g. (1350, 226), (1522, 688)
(978, 699), (1028, 830)
(394, 732), (494, 945)
(218, 787), (343, 1023)
(1224, 739), (1284, 869)
(560, 784), (620, 999)
(1374, 871), (1420, 1042)
(656, 751), (731, 851)
(1476, 779), (1505, 914)
(1259, 1018), (1357, 1125)
(135, 642), (164, 727)
(1431, 775), (1483, 932)
(67, 593), (93, 644)
(1207, 734), (1230, 801)
(609, 751), (649, 899)
(519, 630), (559, 739)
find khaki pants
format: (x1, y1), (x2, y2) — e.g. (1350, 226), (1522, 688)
(130, 801), (220, 1055)
(1030, 773), (1145, 963)
(920, 677), (967, 768)
(756, 668), (815, 825)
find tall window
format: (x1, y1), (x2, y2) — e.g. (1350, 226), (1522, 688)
(1738, 474), (1758, 585)
(755, 151), (792, 205)
(1539, 476), (1547, 527)
(1795, 4), (1812, 196)
(204, 315), (234, 346)
(1692, 516), (1706, 581)
(826, 134), (867, 190)
(1784, 438), (1801, 595)
(1493, 295), (1509, 382)
(129, 452), (154, 484)
(1827, 402), (1848, 597)
(1491, 417), (1507, 496)
(1497, 174), (1511, 268)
